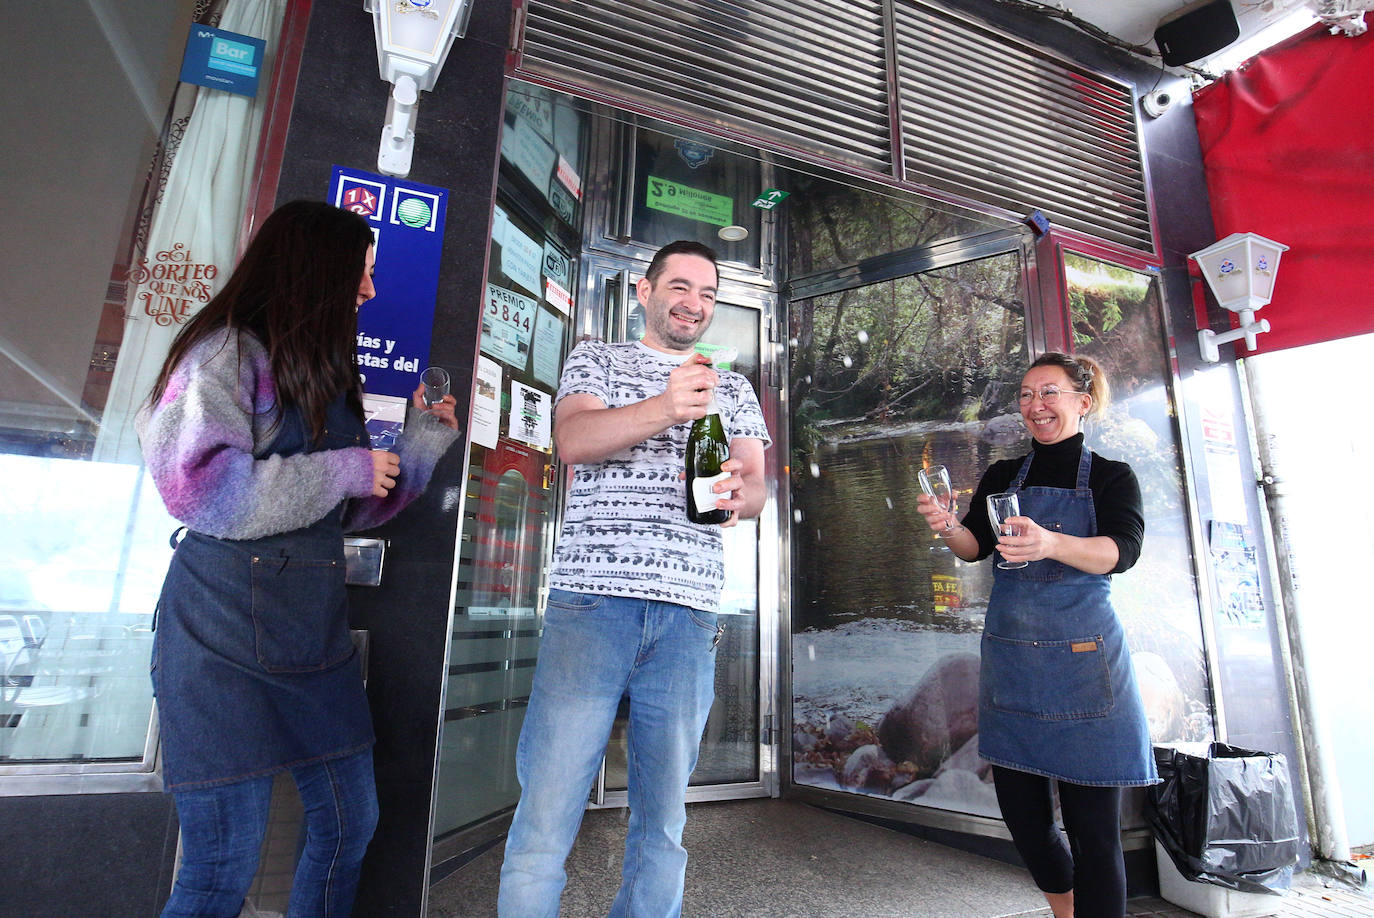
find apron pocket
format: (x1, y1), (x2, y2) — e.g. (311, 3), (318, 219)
(981, 631), (1114, 720)
(250, 556), (351, 673)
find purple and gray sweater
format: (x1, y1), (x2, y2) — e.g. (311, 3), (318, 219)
(136, 329), (459, 540)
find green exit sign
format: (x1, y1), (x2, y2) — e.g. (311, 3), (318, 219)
(751, 188), (790, 210)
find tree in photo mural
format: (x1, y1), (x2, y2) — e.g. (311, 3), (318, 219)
(789, 264), (1028, 490)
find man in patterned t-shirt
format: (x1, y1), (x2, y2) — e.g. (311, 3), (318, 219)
(498, 241), (770, 917)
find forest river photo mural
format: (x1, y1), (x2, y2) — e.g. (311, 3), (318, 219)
(785, 215), (1212, 818)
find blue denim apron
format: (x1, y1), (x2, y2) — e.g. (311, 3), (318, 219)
(977, 446), (1157, 787)
(152, 396), (374, 791)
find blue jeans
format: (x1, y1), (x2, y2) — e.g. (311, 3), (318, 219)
(498, 590), (720, 918)
(161, 748), (379, 918)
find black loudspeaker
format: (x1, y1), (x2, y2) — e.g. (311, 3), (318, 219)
(1154, 0), (1241, 66)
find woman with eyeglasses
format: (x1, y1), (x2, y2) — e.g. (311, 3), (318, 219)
(916, 352), (1152, 918)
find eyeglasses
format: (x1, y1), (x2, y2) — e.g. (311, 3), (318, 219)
(1017, 385), (1086, 405)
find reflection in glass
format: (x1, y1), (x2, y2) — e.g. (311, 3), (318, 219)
(631, 132), (763, 269)
(3, 0), (288, 771)
(1065, 252), (1212, 745)
(431, 78), (581, 841)
(789, 253), (1027, 818)
(1, 458), (169, 763)
(787, 174), (1003, 278)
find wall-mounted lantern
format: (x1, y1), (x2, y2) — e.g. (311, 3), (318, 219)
(365, 0), (475, 177)
(1190, 232), (1289, 362)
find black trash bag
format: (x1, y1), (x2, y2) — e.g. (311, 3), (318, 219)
(1146, 743), (1300, 895)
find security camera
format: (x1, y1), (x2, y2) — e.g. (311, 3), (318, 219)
(1142, 89), (1175, 118)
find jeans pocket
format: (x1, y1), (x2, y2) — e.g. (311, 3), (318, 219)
(250, 555), (352, 673)
(545, 589), (603, 616)
(981, 631), (1113, 720)
(687, 608), (724, 652)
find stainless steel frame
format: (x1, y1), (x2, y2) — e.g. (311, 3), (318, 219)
(0, 710), (161, 796)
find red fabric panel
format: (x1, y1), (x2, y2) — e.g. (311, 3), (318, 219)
(1192, 25), (1374, 354)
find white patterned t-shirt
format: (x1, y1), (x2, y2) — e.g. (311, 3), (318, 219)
(548, 340), (771, 612)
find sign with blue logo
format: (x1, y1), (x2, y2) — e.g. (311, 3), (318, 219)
(330, 166), (449, 401)
(179, 26), (266, 97)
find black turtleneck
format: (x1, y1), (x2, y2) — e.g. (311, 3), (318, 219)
(960, 433), (1144, 574)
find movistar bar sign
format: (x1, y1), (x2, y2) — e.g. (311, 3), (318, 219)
(179, 26), (266, 97)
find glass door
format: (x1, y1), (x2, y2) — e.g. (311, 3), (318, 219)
(430, 79), (586, 853)
(787, 246), (1032, 823)
(579, 256), (780, 804)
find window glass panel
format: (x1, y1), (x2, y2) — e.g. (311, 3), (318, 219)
(789, 252), (1026, 818)
(1065, 252), (1213, 744)
(786, 174), (1006, 277)
(631, 132), (763, 270)
(602, 298), (765, 792)
(431, 80), (584, 837)
(2, 0), (286, 771)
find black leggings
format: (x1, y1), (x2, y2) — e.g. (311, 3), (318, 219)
(992, 765), (1126, 918)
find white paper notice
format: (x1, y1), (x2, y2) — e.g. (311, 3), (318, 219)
(531, 308), (564, 388)
(472, 356), (502, 449)
(544, 277), (573, 315)
(501, 222), (543, 295)
(509, 381), (552, 450)
(500, 113), (556, 195)
(481, 283), (537, 369)
(542, 241), (570, 288)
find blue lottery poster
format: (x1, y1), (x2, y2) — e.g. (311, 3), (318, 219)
(329, 167), (448, 402)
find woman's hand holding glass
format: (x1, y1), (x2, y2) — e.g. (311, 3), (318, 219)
(986, 492), (1059, 568)
(917, 464), (965, 539)
(411, 381), (459, 431)
(915, 492), (959, 535)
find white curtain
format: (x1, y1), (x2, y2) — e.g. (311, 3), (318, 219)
(94, 0), (286, 463)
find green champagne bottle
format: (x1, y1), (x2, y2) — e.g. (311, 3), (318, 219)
(686, 388), (731, 525)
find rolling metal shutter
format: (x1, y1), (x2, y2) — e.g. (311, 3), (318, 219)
(893, 1), (1152, 251)
(517, 0), (894, 172)
(518, 0), (1153, 252)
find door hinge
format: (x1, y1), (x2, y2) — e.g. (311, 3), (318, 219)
(760, 713), (781, 746)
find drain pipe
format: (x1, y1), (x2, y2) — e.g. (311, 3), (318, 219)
(1240, 362), (1350, 864)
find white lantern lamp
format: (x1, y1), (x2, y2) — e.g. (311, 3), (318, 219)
(365, 0), (475, 177)
(1189, 232), (1289, 363)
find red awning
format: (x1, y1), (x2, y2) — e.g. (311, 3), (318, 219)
(1192, 24), (1374, 355)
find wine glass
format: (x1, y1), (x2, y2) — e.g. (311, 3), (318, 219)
(420, 366), (450, 407)
(987, 492), (1028, 569)
(918, 465), (956, 532)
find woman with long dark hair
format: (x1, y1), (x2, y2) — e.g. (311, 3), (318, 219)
(917, 352), (1154, 918)
(138, 200), (459, 916)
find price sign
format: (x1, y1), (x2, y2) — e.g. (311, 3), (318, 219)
(482, 283), (537, 370)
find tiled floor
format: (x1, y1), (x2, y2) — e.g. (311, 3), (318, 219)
(430, 797), (1374, 918)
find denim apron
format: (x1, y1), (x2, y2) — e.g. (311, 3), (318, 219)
(977, 446), (1157, 787)
(152, 396), (374, 791)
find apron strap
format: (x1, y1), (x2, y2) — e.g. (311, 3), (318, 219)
(1075, 444), (1093, 491)
(1009, 452), (1034, 491)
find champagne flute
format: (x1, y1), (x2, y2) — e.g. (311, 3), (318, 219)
(918, 465), (956, 533)
(987, 492), (1028, 569)
(420, 366), (450, 407)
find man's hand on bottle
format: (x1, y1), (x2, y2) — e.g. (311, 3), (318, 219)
(663, 353), (719, 423)
(678, 456), (745, 527)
